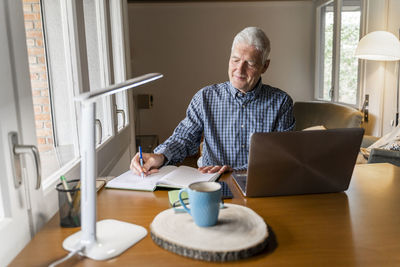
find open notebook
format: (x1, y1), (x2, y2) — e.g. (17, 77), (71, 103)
(105, 165), (220, 191)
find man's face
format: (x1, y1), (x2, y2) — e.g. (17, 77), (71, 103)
(228, 42), (269, 93)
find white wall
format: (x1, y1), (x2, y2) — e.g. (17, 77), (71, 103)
(108, 148), (131, 176)
(128, 1), (315, 141)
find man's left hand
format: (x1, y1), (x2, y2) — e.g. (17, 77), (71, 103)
(198, 165), (232, 174)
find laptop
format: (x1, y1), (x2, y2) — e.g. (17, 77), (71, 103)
(232, 128), (364, 197)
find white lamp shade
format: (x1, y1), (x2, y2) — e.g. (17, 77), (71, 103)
(355, 31), (400, 61)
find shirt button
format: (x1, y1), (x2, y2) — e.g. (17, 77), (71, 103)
(241, 124), (244, 128)
(242, 145), (245, 148)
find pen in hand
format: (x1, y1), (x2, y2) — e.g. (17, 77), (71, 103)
(139, 146), (144, 179)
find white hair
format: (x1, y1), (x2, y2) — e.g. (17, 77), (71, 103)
(232, 27), (271, 64)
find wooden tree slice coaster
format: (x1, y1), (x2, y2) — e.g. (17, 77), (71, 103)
(150, 203), (268, 262)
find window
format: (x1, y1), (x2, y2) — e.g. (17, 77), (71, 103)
(0, 1), (132, 264)
(315, 0), (362, 106)
(82, 0), (113, 144)
(110, 0), (130, 132)
(23, 0), (132, 184)
(24, 0), (80, 179)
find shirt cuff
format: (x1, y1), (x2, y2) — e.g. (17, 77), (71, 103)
(154, 147), (174, 166)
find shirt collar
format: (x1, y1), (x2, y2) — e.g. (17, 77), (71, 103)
(228, 78), (263, 99)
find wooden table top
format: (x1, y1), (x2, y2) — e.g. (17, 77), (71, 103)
(11, 163), (400, 266)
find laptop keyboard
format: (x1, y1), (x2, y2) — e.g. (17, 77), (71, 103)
(232, 172), (247, 193)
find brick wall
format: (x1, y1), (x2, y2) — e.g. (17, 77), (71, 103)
(23, 0), (53, 152)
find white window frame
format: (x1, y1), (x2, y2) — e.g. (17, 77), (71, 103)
(314, 0), (365, 108)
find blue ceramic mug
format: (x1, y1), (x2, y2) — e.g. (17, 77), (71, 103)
(178, 181), (222, 227)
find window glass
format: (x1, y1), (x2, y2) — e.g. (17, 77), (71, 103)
(23, 0), (129, 181)
(109, 0), (129, 132)
(25, 0), (79, 180)
(83, 0), (113, 144)
(338, 1), (361, 104)
(316, 0), (362, 106)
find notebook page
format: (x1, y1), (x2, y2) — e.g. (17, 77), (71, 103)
(106, 165), (177, 191)
(157, 166), (219, 188)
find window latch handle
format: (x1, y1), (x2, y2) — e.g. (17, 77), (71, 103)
(116, 109), (126, 128)
(8, 132), (42, 189)
(95, 119), (102, 145)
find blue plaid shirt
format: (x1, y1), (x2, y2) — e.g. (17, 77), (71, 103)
(154, 79), (295, 170)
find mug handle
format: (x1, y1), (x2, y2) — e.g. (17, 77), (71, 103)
(178, 188), (191, 215)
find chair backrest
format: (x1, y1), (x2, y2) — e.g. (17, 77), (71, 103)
(293, 101), (363, 131)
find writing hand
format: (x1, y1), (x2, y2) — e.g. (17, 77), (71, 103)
(130, 153), (165, 176)
(198, 165), (232, 174)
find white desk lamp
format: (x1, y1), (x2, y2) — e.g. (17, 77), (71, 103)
(62, 73), (163, 260)
(355, 30), (400, 126)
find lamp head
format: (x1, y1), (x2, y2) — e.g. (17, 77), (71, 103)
(355, 31), (400, 61)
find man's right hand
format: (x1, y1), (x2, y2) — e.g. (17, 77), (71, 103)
(198, 165), (232, 174)
(130, 152), (165, 176)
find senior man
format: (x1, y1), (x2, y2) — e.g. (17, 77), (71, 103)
(131, 26), (295, 175)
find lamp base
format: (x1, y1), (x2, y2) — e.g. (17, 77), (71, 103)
(63, 219), (147, 261)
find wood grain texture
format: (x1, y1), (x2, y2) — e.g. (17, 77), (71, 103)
(10, 163), (400, 266)
(150, 204), (268, 261)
